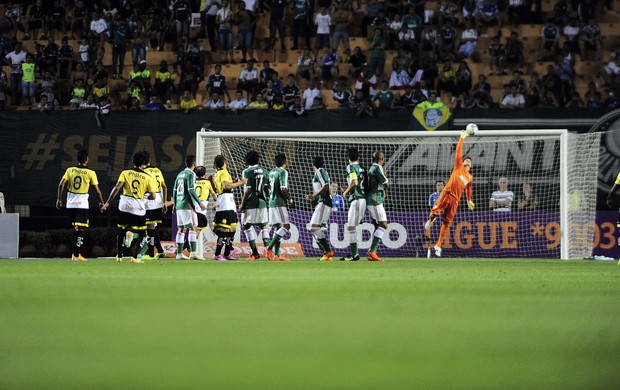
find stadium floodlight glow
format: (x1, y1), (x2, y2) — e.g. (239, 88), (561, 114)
(197, 130), (601, 260)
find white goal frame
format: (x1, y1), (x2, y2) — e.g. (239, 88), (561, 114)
(196, 129), (587, 260)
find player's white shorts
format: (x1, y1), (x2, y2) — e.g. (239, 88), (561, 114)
(367, 204), (387, 222)
(242, 208), (268, 225)
(269, 206), (289, 226)
(310, 202), (332, 226)
(176, 209), (198, 228)
(347, 198), (366, 227)
(66, 192), (89, 209)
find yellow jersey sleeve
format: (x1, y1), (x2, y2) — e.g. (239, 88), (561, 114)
(215, 170), (233, 194)
(615, 171), (620, 185)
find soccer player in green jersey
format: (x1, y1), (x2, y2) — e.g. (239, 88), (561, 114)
(100, 151), (158, 263)
(212, 155), (247, 260)
(265, 153), (293, 261)
(366, 151), (390, 262)
(239, 150), (270, 261)
(143, 152), (168, 260)
(56, 150), (105, 262)
(172, 155), (206, 260)
(341, 147), (367, 261)
(304, 156), (335, 261)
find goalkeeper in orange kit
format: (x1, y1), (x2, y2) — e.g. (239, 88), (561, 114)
(424, 130), (475, 257)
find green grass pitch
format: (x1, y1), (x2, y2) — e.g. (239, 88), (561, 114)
(1, 258), (619, 389)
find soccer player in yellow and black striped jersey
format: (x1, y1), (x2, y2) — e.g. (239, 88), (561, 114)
(56, 150), (105, 262)
(195, 165), (217, 233)
(100, 151), (157, 263)
(143, 152), (168, 260)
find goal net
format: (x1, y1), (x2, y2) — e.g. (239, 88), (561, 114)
(196, 130), (601, 260)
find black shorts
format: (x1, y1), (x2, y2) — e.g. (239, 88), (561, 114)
(214, 210), (238, 229)
(70, 208), (89, 228)
(197, 212), (209, 230)
(117, 210), (147, 230)
(146, 208), (163, 224)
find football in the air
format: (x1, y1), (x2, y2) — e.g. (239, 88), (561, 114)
(466, 123), (478, 135)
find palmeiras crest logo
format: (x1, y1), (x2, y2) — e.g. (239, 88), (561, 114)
(424, 109), (443, 128)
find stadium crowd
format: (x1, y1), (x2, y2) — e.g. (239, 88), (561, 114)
(0, 0), (619, 113)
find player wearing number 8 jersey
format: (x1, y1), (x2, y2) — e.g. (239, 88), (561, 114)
(424, 131), (475, 257)
(56, 150), (105, 262)
(101, 151), (158, 263)
(341, 147), (367, 261)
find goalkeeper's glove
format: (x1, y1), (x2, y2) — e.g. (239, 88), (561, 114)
(467, 200), (475, 211)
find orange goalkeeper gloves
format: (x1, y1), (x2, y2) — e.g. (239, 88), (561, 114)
(467, 200), (475, 210)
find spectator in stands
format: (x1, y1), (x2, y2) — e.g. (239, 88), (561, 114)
(332, 2), (351, 52)
(392, 49), (411, 72)
(146, 5), (166, 52)
(288, 95), (305, 116)
(563, 17), (580, 54)
(48, 1), (66, 38)
(436, 60), (456, 95)
(204, 64), (232, 104)
(282, 73), (300, 108)
(541, 64), (561, 100)
(131, 21), (148, 68)
(468, 92), (490, 109)
(584, 81), (602, 108)
(438, 0), (459, 26)
(351, 89), (375, 117)
(361, 0), (383, 38)
(419, 54), (438, 89)
(368, 28), (387, 78)
(261, 79), (280, 107)
(471, 74), (492, 106)
(395, 84), (426, 110)
(314, 48), (339, 89)
(577, 1), (596, 24)
(264, 0), (287, 52)
(579, 19), (602, 62)
(291, 0), (310, 50)
(508, 71), (526, 95)
(179, 61), (202, 98)
(553, 0), (569, 25)
(89, 10), (110, 44)
(111, 16), (129, 80)
(0, 70), (6, 109)
(505, 32), (524, 72)
(248, 92), (269, 109)
(402, 6), (422, 38)
(57, 38), (74, 80)
(126, 80), (142, 106)
(204, 91), (226, 110)
(332, 76), (353, 110)
(234, 1), (256, 63)
(461, 0), (477, 23)
(70, 0), (89, 40)
(154, 61), (174, 104)
(92, 77), (110, 101)
(296, 48), (315, 82)
(20, 53), (36, 106)
(517, 182), (538, 210)
(178, 89), (198, 113)
(603, 90), (619, 109)
(355, 63), (378, 98)
(539, 19), (561, 61)
(565, 90), (585, 108)
(258, 60), (278, 93)
(79, 94), (99, 110)
(488, 35), (507, 75)
(143, 95), (166, 111)
(389, 63), (413, 90)
(131, 61), (152, 102)
(187, 37), (206, 77)
(171, 0), (192, 50)
(3, 2), (22, 39)
(372, 80), (397, 112)
(454, 61), (472, 97)
(419, 23), (437, 59)
(229, 89), (248, 112)
(370, 9), (390, 37)
(500, 85), (525, 109)
(507, 0), (526, 26)
(271, 72), (283, 93)
(476, 0), (502, 30)
(237, 60), (259, 100)
(201, 0), (221, 51)
(541, 89), (560, 107)
(128, 96), (142, 110)
(601, 45), (620, 87)
(458, 20), (478, 60)
(346, 46), (367, 82)
(41, 37), (59, 76)
(451, 92), (469, 109)
(92, 61), (109, 84)
(314, 6), (332, 51)
(489, 177), (513, 212)
(438, 19), (457, 60)
(302, 79), (324, 110)
(34, 93), (53, 112)
(68, 98), (80, 110)
(216, 0), (235, 64)
(24, 0), (45, 40)
(553, 55), (574, 103)
(386, 14), (403, 50)
(5, 41), (26, 106)
(38, 71), (56, 103)
(397, 24), (416, 53)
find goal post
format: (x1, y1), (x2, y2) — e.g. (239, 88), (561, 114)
(196, 130), (601, 260)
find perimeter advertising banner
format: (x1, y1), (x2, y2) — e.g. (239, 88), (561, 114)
(189, 210), (604, 259)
